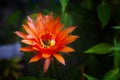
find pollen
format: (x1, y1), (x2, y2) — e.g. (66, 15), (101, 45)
(40, 32), (55, 48)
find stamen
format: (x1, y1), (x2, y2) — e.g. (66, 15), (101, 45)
(40, 32), (55, 48)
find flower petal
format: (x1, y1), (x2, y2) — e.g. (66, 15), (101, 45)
(35, 18), (45, 34)
(29, 53), (42, 63)
(53, 53), (65, 65)
(43, 58), (51, 73)
(27, 21), (38, 36)
(59, 46), (75, 53)
(23, 25), (39, 42)
(53, 16), (63, 35)
(20, 46), (34, 52)
(15, 31), (27, 38)
(56, 26), (76, 42)
(63, 26), (76, 34)
(64, 35), (79, 45)
(21, 39), (33, 45)
(27, 16), (33, 23)
(23, 25), (34, 36)
(42, 53), (51, 58)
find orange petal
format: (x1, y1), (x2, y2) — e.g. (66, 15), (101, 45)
(27, 21), (38, 35)
(20, 46), (34, 52)
(59, 46), (75, 53)
(27, 16), (33, 23)
(64, 35), (79, 45)
(23, 25), (34, 36)
(46, 19), (54, 32)
(37, 13), (43, 21)
(23, 25), (39, 42)
(49, 12), (53, 19)
(15, 31), (27, 38)
(53, 53), (65, 65)
(29, 53), (42, 63)
(35, 18), (45, 34)
(56, 26), (76, 41)
(53, 17), (63, 35)
(43, 58), (51, 73)
(61, 26), (76, 35)
(42, 53), (51, 58)
(26, 35), (34, 39)
(21, 39), (33, 45)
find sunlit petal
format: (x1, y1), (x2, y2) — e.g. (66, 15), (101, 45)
(21, 39), (33, 45)
(20, 46), (34, 52)
(15, 31), (27, 38)
(64, 35), (79, 45)
(59, 46), (75, 53)
(53, 53), (65, 65)
(29, 53), (42, 63)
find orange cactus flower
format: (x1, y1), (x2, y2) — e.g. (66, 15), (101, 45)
(15, 12), (79, 73)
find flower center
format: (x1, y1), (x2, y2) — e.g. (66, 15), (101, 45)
(40, 32), (55, 48)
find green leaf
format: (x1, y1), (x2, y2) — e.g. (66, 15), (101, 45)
(17, 76), (37, 80)
(112, 26), (120, 29)
(61, 13), (73, 27)
(97, 2), (111, 28)
(111, 43), (120, 51)
(60, 0), (69, 14)
(84, 43), (113, 54)
(103, 68), (119, 80)
(83, 73), (98, 80)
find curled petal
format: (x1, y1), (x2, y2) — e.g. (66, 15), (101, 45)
(43, 58), (51, 73)
(15, 31), (27, 38)
(53, 53), (65, 65)
(59, 46), (75, 53)
(20, 46), (34, 52)
(29, 53), (42, 63)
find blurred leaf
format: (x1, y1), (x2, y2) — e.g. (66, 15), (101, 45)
(12, 64), (24, 69)
(61, 13), (73, 27)
(43, 10), (51, 15)
(11, 71), (20, 78)
(97, 2), (111, 28)
(111, 43), (120, 51)
(112, 39), (120, 69)
(83, 73), (98, 80)
(7, 11), (20, 25)
(60, 0), (69, 14)
(84, 43), (113, 54)
(39, 77), (55, 80)
(103, 68), (119, 80)
(30, 13), (38, 22)
(10, 57), (22, 63)
(4, 68), (10, 77)
(112, 26), (120, 29)
(17, 76), (37, 80)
